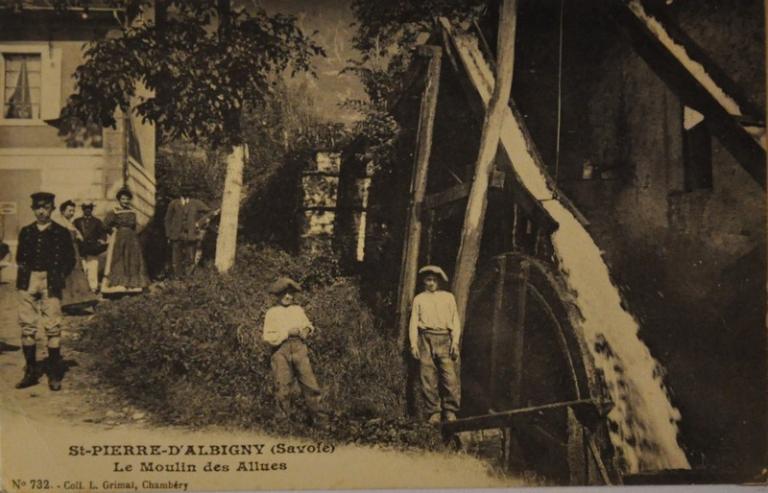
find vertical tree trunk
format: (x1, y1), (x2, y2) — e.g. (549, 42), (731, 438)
(215, 144), (246, 273)
(452, 0), (518, 327)
(213, 0), (242, 274)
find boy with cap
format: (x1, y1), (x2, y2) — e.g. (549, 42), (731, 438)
(409, 265), (462, 424)
(262, 277), (325, 425)
(15, 192), (76, 390)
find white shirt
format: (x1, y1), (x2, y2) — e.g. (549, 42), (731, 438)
(262, 304), (314, 347)
(409, 290), (461, 345)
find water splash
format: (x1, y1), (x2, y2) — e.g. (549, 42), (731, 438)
(545, 200), (690, 472)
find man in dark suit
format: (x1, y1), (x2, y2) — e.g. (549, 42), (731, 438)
(15, 192), (76, 391)
(164, 184), (210, 278)
(73, 202), (107, 292)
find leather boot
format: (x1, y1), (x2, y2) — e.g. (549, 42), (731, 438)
(47, 347), (63, 391)
(15, 345), (38, 389)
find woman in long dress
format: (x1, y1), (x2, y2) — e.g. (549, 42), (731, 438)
(59, 200), (99, 311)
(101, 187), (149, 294)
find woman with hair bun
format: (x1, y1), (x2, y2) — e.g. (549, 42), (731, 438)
(101, 187), (149, 294)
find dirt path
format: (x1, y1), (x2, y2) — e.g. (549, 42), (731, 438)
(0, 285), (521, 491)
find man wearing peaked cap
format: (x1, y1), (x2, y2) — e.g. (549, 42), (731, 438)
(30, 191), (56, 208)
(15, 192), (76, 391)
(262, 276), (327, 427)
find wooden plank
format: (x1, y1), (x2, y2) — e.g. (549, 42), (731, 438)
(423, 171), (505, 210)
(510, 259), (529, 407)
(452, 0), (520, 328)
(587, 435), (615, 485)
(489, 255), (507, 406)
(425, 208), (435, 264)
(611, 0), (766, 189)
(442, 399), (598, 434)
(567, 407), (588, 485)
(396, 46), (443, 349)
(424, 182), (472, 209)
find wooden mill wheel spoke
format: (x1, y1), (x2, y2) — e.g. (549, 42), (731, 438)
(460, 251), (618, 485)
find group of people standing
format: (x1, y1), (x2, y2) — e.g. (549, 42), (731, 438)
(12, 185), (211, 391)
(58, 187), (150, 304)
(13, 187), (461, 427)
(12, 188), (151, 390)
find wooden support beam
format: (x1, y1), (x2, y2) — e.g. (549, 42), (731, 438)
(510, 260), (529, 407)
(439, 18), (590, 228)
(442, 399), (600, 434)
(425, 208), (436, 264)
(612, 0), (766, 189)
(424, 182), (472, 210)
(489, 255), (507, 406)
(396, 45), (443, 349)
(423, 171), (506, 210)
(387, 50), (430, 113)
(452, 0), (519, 328)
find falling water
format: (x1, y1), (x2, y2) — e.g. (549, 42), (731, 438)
(544, 200), (691, 473)
(447, 25), (692, 474)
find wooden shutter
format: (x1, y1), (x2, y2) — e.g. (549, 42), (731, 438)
(40, 47), (62, 121)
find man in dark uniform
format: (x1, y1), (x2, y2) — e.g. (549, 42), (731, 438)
(15, 192), (76, 390)
(164, 184), (210, 278)
(73, 202), (107, 292)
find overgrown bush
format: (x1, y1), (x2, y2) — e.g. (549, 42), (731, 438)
(80, 245), (442, 449)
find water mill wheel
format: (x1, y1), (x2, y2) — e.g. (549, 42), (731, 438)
(445, 251), (622, 485)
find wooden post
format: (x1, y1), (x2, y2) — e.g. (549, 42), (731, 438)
(396, 46), (443, 349)
(489, 255), (507, 407)
(510, 259), (529, 407)
(425, 208), (436, 264)
(452, 0), (519, 327)
(567, 407), (588, 485)
(511, 203), (519, 250)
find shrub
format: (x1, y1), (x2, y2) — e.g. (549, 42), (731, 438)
(79, 245), (442, 449)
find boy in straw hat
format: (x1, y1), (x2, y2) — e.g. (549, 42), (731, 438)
(409, 265), (462, 424)
(262, 277), (326, 425)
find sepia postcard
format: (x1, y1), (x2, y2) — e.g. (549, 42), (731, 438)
(0, 0), (766, 491)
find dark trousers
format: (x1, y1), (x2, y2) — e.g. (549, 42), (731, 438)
(418, 331), (461, 416)
(270, 337), (322, 416)
(170, 240), (196, 278)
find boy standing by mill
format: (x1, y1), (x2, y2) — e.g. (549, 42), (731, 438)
(262, 277), (326, 426)
(409, 265), (462, 424)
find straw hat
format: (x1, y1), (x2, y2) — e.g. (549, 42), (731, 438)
(268, 277), (302, 295)
(418, 265), (449, 282)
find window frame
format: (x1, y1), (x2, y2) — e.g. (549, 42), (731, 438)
(0, 44), (52, 127)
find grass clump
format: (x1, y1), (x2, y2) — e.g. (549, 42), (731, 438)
(79, 245), (442, 450)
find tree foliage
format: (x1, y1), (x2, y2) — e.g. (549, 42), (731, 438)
(346, 0), (486, 168)
(57, 0), (325, 150)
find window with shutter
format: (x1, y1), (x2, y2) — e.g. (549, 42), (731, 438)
(3, 53), (41, 120)
(0, 45), (62, 124)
